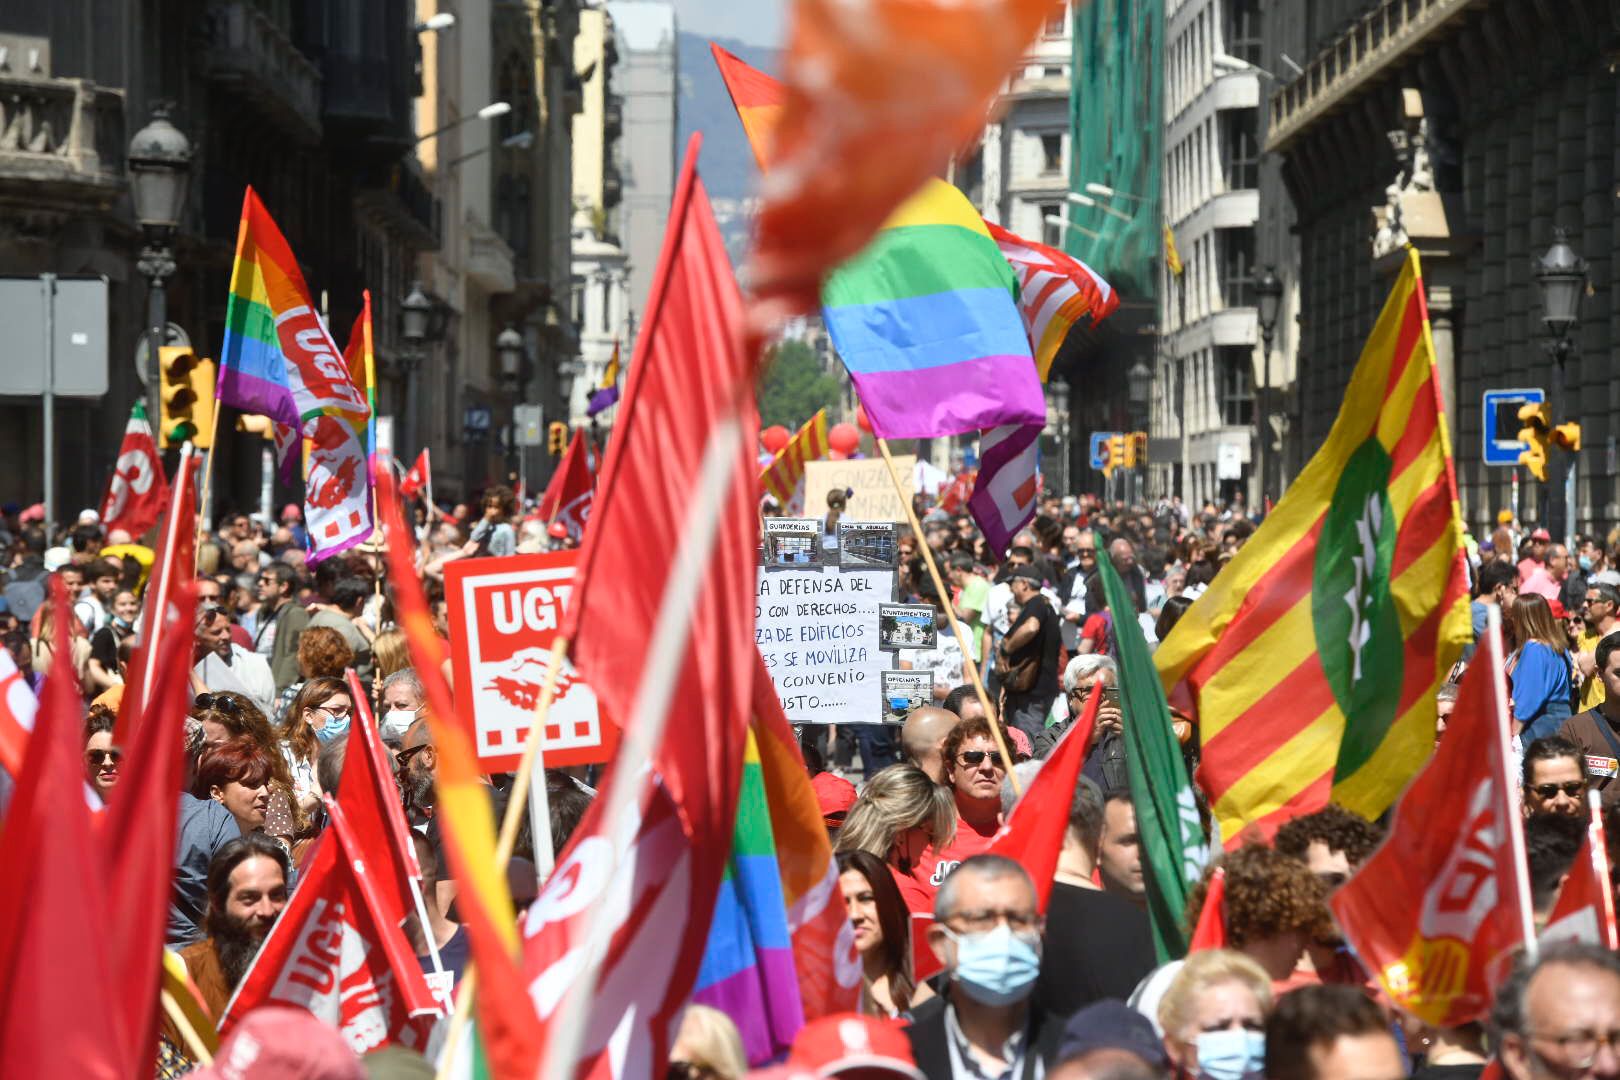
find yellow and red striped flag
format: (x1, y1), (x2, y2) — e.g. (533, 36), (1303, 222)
(759, 408), (829, 509)
(1155, 249), (1470, 844)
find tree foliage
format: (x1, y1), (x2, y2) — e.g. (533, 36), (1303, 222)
(757, 339), (844, 430)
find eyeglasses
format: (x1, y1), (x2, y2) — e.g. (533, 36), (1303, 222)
(1528, 1028), (1620, 1070)
(193, 693), (243, 717)
(945, 908), (1043, 935)
(958, 749), (1007, 771)
(396, 743), (434, 769)
(1531, 781), (1587, 800)
(85, 748), (121, 768)
(319, 705), (352, 721)
(1076, 548), (1097, 557)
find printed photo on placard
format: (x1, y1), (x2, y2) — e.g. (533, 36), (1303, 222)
(837, 520), (898, 570)
(880, 670), (933, 723)
(877, 602), (937, 652)
(762, 517), (821, 567)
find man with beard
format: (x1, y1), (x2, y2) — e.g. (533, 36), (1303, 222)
(161, 835), (289, 1056)
(399, 717), (438, 828)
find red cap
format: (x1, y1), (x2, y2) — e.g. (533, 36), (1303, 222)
(191, 1006), (364, 1079)
(1550, 598), (1569, 620)
(548, 521), (569, 539)
(1532, 528), (1552, 541)
(811, 771), (858, 828)
(787, 1014), (925, 1080)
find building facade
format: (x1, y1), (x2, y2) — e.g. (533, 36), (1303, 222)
(607, 1), (677, 332)
(1153, 0), (1262, 509)
(1260, 0), (1620, 537)
(976, 5), (1073, 246)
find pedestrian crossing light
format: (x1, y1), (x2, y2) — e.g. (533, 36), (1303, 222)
(1517, 401), (1551, 482)
(548, 421), (568, 455)
(159, 347), (216, 449)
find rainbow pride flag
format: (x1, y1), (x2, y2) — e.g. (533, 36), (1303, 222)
(693, 728), (801, 1065)
(219, 187), (369, 433)
(822, 181), (1044, 439)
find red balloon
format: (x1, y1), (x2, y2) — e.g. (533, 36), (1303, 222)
(856, 403), (873, 433)
(761, 425), (791, 454)
(827, 422), (861, 456)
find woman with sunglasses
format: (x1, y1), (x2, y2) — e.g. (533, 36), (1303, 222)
(836, 849), (934, 1017)
(281, 676), (351, 822)
(84, 704), (120, 802)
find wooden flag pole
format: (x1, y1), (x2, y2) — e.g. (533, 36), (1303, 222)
(160, 988), (215, 1066)
(433, 966), (477, 1080)
(874, 437), (1021, 796)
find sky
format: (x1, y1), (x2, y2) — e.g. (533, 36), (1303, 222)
(672, 0), (784, 46)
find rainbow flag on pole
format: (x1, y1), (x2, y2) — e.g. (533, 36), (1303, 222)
(1156, 249), (1472, 843)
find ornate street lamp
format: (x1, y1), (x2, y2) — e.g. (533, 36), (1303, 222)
(128, 104), (192, 424)
(497, 326), (527, 478)
(398, 282), (435, 456)
(1253, 265), (1283, 503)
(1533, 230), (1587, 543)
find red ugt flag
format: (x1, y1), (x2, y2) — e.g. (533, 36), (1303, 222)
(400, 449), (431, 499)
(100, 400), (170, 539)
(1544, 792), (1620, 950)
(537, 427), (595, 540)
(223, 797), (440, 1053)
(1329, 613), (1534, 1026)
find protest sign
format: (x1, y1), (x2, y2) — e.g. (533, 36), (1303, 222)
(756, 563), (892, 724)
(762, 517), (822, 566)
(803, 455), (915, 522)
(444, 551), (616, 770)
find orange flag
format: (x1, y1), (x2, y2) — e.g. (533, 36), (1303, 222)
(748, 0), (1066, 322)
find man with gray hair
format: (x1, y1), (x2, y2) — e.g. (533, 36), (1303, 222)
(1034, 654), (1121, 759)
(379, 668), (427, 747)
(1494, 940), (1620, 1080)
(906, 854), (1064, 1079)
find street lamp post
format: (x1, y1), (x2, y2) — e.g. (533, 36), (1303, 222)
(1045, 380), (1071, 497)
(399, 282), (433, 457)
(1533, 230), (1587, 544)
(1254, 265), (1283, 506)
(497, 326), (526, 483)
(1127, 360), (1152, 505)
(128, 104), (193, 430)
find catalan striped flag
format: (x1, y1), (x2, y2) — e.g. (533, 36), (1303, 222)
(759, 409), (829, 508)
(1155, 249), (1471, 844)
(374, 464), (539, 1077)
(988, 222), (1120, 380)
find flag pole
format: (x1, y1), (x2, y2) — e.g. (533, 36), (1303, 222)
(160, 989), (215, 1066)
(874, 436), (1021, 795)
(1588, 788), (1619, 950)
(193, 371), (226, 570)
(1488, 606), (1537, 960)
(142, 443), (195, 714)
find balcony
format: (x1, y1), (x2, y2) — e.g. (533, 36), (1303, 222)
(602, 162), (623, 208)
(205, 0), (322, 143)
(1265, 0), (1472, 152)
(309, 0), (414, 153)
(0, 72), (125, 220)
(604, 98), (622, 140)
(353, 160), (441, 251)
(465, 213), (516, 294)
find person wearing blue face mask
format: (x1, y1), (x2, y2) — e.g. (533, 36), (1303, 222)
(280, 675), (352, 823)
(906, 854), (1065, 1080)
(1157, 950), (1274, 1080)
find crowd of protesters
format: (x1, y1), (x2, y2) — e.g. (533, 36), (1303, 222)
(3, 485), (1620, 1080)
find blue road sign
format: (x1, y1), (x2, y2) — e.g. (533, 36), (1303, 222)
(1090, 431), (1118, 472)
(1483, 388), (1545, 467)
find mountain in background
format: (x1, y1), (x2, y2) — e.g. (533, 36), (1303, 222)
(677, 32), (776, 258)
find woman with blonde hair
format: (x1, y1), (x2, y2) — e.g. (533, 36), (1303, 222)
(1157, 949), (1273, 1080)
(836, 763), (956, 923)
(371, 627), (410, 706)
(667, 1004), (747, 1080)
(1507, 591), (1573, 742)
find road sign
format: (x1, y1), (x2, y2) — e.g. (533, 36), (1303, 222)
(444, 551), (616, 771)
(514, 404), (544, 446)
(1089, 431), (1119, 471)
(1483, 388), (1545, 467)
(0, 275), (109, 396)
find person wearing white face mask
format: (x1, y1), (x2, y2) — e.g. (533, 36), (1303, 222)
(379, 668), (427, 749)
(1157, 950), (1273, 1080)
(906, 854), (1064, 1079)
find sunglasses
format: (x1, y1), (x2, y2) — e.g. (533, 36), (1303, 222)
(194, 693), (243, 716)
(958, 749), (1007, 771)
(1075, 548), (1097, 556)
(1532, 781), (1587, 799)
(396, 743), (434, 769)
(86, 748), (122, 768)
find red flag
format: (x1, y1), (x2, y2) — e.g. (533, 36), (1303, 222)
(120, 446), (198, 745)
(222, 797), (440, 1052)
(1544, 791), (1620, 949)
(0, 582), (122, 1076)
(0, 647), (37, 779)
(1187, 866), (1229, 953)
(101, 580), (198, 1070)
(938, 469), (975, 515)
(1329, 612), (1533, 1027)
(339, 669), (424, 927)
(401, 449), (431, 499)
(537, 428), (595, 540)
(989, 684), (1101, 914)
(528, 132), (761, 1079)
(100, 400), (170, 539)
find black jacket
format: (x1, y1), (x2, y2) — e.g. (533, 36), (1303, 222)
(905, 985), (1065, 1080)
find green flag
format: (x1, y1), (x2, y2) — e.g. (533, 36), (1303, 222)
(1096, 553), (1210, 962)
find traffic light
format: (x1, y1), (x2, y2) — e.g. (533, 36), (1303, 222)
(548, 421), (568, 455)
(1517, 401), (1551, 482)
(1122, 432), (1138, 468)
(236, 413), (275, 441)
(1105, 434), (1127, 474)
(1552, 422), (1582, 452)
(159, 347), (216, 449)
(1132, 432), (1149, 467)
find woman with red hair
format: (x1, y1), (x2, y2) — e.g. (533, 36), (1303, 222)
(192, 736), (274, 838)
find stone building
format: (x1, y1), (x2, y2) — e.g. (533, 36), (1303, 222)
(1260, 0), (1619, 536)
(606, 0), (677, 330)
